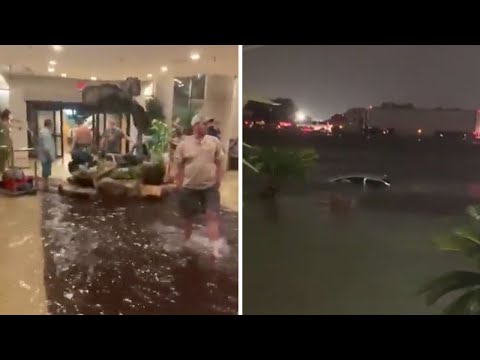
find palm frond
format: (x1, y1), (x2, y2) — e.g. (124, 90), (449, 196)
(466, 205), (480, 220)
(418, 271), (480, 306)
(443, 288), (480, 315)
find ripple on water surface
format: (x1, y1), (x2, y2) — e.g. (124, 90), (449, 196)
(41, 193), (238, 315)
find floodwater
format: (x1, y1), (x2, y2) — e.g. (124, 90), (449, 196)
(41, 193), (238, 315)
(243, 137), (480, 314)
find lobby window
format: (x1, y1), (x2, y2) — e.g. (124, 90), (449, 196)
(173, 74), (205, 127)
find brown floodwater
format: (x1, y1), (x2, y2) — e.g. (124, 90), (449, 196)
(41, 193), (238, 315)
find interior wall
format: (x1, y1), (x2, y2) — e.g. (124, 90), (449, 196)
(0, 73), (9, 110)
(0, 89), (9, 110)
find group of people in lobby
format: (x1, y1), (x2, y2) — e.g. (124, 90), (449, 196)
(1, 111), (228, 258)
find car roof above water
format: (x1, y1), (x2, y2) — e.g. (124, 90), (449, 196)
(328, 174), (390, 183)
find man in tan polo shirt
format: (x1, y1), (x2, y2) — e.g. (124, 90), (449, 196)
(174, 114), (225, 258)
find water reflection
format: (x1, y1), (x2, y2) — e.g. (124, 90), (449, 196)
(41, 193), (237, 315)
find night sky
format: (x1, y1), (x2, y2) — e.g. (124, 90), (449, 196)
(243, 45), (480, 120)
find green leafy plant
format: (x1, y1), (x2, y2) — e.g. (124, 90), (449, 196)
(244, 144), (317, 197)
(418, 205), (480, 314)
(146, 120), (171, 163)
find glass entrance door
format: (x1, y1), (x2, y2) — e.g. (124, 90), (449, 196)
(37, 110), (63, 158)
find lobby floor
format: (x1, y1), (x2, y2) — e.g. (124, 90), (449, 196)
(0, 156), (238, 315)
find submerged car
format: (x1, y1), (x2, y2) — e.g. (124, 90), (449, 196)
(327, 174), (391, 189)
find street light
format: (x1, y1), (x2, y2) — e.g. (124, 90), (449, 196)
(296, 111), (306, 122)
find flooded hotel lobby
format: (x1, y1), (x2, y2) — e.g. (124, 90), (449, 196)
(0, 164), (238, 315)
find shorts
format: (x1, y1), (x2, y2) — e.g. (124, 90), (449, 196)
(41, 161), (52, 178)
(179, 187), (220, 218)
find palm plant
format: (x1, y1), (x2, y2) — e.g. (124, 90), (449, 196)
(418, 205), (480, 314)
(146, 120), (171, 163)
(244, 143), (317, 197)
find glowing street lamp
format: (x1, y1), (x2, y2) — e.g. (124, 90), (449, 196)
(295, 111), (306, 122)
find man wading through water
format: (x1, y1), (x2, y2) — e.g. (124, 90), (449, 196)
(174, 114), (226, 258)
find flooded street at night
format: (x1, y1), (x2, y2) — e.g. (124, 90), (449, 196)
(243, 137), (480, 314)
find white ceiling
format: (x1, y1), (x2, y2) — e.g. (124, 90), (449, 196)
(0, 45), (238, 81)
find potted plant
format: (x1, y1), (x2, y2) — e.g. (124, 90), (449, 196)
(146, 119), (171, 164)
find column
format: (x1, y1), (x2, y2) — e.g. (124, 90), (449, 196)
(8, 88), (29, 167)
(154, 75), (174, 126)
(202, 75), (237, 165)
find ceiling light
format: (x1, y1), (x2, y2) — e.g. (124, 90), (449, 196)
(91, 76), (97, 81)
(49, 60), (57, 66)
(48, 67), (55, 73)
(147, 73), (153, 79)
(161, 66), (168, 72)
(51, 45), (63, 52)
(190, 53), (200, 61)
(61, 73), (67, 78)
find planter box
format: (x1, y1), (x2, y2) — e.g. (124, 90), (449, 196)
(140, 183), (176, 198)
(58, 184), (97, 199)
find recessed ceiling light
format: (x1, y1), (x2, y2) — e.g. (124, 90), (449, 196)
(48, 67), (55, 73)
(161, 66), (168, 72)
(190, 53), (200, 61)
(147, 73), (153, 78)
(91, 76), (97, 81)
(49, 60), (57, 66)
(51, 45), (63, 52)
(61, 73), (67, 78)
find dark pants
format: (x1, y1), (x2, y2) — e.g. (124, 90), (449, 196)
(179, 187), (220, 219)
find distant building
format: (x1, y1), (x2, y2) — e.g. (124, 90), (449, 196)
(344, 104), (480, 137)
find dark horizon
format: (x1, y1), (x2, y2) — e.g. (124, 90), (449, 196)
(243, 45), (480, 120)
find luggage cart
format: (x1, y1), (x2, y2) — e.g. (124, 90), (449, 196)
(0, 146), (38, 196)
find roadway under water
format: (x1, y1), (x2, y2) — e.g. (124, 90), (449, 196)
(243, 135), (480, 314)
(41, 193), (238, 315)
